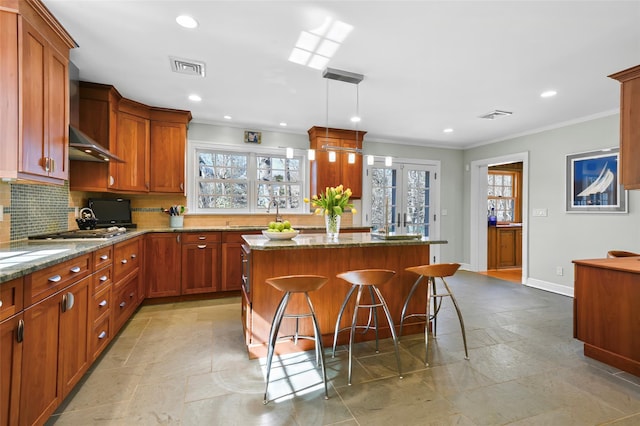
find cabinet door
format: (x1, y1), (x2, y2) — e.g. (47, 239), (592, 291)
(20, 294), (60, 426)
(310, 136), (342, 196)
(1, 314), (23, 426)
(58, 276), (91, 398)
(20, 19), (48, 178)
(221, 242), (243, 292)
(0, 11), (19, 181)
(145, 233), (182, 298)
(497, 228), (516, 268)
(113, 111), (149, 191)
(46, 47), (69, 181)
(150, 121), (186, 193)
(182, 242), (220, 294)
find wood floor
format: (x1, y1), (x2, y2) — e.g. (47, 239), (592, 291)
(477, 268), (522, 283)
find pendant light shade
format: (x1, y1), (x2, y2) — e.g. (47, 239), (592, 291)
(328, 151), (337, 163)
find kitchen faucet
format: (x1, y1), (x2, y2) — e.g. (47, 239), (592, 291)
(266, 197), (283, 223)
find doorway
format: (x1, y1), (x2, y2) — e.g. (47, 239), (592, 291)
(469, 152), (529, 284)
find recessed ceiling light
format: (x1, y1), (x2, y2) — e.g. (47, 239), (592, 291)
(350, 116), (361, 123)
(443, 128), (453, 133)
(176, 15), (198, 29)
(188, 94), (202, 102)
(223, 115), (232, 120)
(279, 122), (287, 127)
(541, 90), (557, 98)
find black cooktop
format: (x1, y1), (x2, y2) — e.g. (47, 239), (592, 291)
(29, 227), (127, 240)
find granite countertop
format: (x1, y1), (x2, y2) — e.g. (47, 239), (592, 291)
(242, 232), (447, 251)
(0, 226), (373, 283)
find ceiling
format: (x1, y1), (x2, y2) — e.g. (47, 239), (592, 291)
(43, 0), (640, 149)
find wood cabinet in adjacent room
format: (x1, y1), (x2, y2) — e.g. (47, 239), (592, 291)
(487, 226), (523, 269)
(0, 1), (75, 185)
(308, 126), (366, 199)
(609, 64), (640, 190)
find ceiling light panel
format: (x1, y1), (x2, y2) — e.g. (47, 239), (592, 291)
(176, 15), (198, 29)
(317, 40), (340, 57)
(296, 32), (320, 51)
(308, 55), (330, 70)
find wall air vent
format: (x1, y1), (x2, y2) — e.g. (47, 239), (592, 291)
(170, 57), (206, 77)
(479, 110), (513, 120)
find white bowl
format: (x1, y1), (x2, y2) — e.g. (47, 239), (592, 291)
(262, 230), (299, 240)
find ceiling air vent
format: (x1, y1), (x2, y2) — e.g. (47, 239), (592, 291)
(170, 57), (206, 77)
(479, 110), (513, 120)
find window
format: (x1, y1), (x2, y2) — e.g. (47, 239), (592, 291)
(487, 171), (519, 223)
(192, 146), (305, 214)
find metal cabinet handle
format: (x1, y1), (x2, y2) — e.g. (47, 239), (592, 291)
(50, 158), (55, 173)
(70, 266), (81, 273)
(180, 182), (184, 191)
(61, 292), (75, 313)
(177, 235), (181, 243)
(131, 254), (136, 259)
(129, 292), (135, 299)
(198, 236), (206, 240)
(120, 301), (126, 308)
(100, 254), (109, 260)
(99, 275), (108, 282)
(0, 300), (3, 308)
(17, 319), (24, 343)
(98, 331), (107, 339)
(48, 275), (62, 283)
(109, 175), (115, 186)
(121, 259), (128, 264)
(197, 244), (207, 249)
(99, 300), (108, 307)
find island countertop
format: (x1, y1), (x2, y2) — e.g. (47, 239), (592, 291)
(242, 232), (447, 250)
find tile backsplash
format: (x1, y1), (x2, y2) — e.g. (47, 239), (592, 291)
(10, 182), (69, 241)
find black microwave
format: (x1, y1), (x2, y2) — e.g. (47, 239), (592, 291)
(88, 198), (134, 228)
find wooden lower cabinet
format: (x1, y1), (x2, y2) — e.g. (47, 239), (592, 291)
(145, 233), (182, 298)
(1, 313), (23, 426)
(113, 270), (140, 334)
(182, 241), (220, 294)
(20, 275), (90, 426)
(487, 226), (522, 269)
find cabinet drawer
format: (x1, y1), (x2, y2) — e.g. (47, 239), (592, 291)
(113, 273), (138, 331)
(113, 238), (140, 282)
(91, 315), (111, 360)
(93, 245), (113, 270)
(91, 285), (111, 326)
(0, 277), (23, 321)
(93, 265), (113, 294)
(25, 254), (91, 305)
(182, 232), (221, 244)
(222, 231), (260, 243)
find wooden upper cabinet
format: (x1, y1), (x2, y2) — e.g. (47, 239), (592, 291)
(308, 127), (365, 199)
(112, 101), (150, 192)
(69, 82), (191, 193)
(149, 110), (192, 193)
(609, 64), (640, 190)
(0, 2), (74, 184)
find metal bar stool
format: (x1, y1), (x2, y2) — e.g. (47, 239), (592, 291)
(263, 274), (329, 404)
(399, 263), (469, 366)
(332, 269), (402, 385)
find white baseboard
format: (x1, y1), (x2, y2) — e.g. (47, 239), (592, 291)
(525, 278), (574, 298)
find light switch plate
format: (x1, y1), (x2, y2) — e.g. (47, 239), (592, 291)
(533, 208), (548, 217)
(0, 205), (3, 221)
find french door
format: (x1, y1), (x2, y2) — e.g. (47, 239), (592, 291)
(363, 161), (438, 238)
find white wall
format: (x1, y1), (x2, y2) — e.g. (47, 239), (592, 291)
(463, 114), (640, 294)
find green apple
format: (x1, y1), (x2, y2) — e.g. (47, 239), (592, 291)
(283, 220), (291, 229)
(268, 221), (277, 229)
(276, 222), (285, 231)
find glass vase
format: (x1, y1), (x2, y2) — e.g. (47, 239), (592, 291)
(325, 214), (341, 240)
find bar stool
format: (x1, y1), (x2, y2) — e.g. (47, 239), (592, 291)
(607, 250), (640, 258)
(399, 263), (469, 366)
(263, 274), (329, 404)
(332, 269), (402, 385)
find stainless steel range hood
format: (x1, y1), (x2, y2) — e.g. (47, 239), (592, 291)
(69, 126), (123, 162)
(68, 61), (123, 163)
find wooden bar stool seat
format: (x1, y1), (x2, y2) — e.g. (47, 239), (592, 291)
(332, 269), (402, 385)
(263, 274), (329, 404)
(400, 263), (469, 366)
(607, 250), (640, 258)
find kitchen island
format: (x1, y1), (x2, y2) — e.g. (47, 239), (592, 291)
(573, 256), (640, 376)
(241, 232), (447, 358)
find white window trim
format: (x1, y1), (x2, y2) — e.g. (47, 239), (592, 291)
(186, 139), (310, 215)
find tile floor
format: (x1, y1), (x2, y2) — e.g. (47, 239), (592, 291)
(46, 271), (640, 425)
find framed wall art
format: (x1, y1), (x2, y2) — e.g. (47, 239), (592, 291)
(565, 148), (627, 213)
(244, 130), (261, 144)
